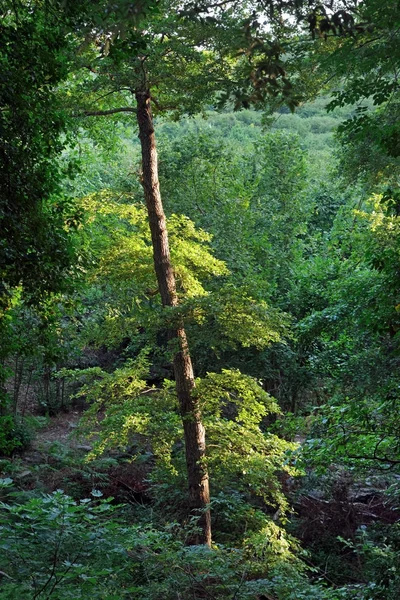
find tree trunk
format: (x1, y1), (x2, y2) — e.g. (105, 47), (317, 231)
(135, 90), (211, 547)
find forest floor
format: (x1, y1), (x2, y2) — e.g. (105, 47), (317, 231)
(2, 381), (398, 552)
(33, 409), (87, 450)
(1, 401), (151, 506)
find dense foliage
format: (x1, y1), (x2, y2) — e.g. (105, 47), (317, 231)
(1, 0), (399, 598)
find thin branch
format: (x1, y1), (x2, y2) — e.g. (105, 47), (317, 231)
(180, 0), (237, 15)
(93, 88), (133, 103)
(79, 107), (137, 117)
(347, 454), (400, 466)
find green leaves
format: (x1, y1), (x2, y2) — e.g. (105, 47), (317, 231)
(293, 194), (400, 472)
(187, 285), (289, 351)
(0, 3), (81, 306)
(73, 359), (299, 519)
(75, 188), (289, 367)
(82, 190), (227, 297)
(314, 0), (400, 186)
(0, 490), (133, 599)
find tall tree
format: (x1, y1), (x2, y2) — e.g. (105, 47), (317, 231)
(66, 0), (311, 543)
(65, 0), (322, 544)
(136, 89), (211, 544)
(55, 0), (375, 545)
(68, 4), (236, 544)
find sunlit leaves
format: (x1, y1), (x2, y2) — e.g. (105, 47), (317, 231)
(75, 361), (299, 513)
(77, 189), (288, 358)
(81, 190), (226, 299)
(187, 285), (289, 352)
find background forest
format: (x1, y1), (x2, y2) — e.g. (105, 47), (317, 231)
(1, 0), (399, 598)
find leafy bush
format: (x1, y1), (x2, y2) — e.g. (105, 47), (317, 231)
(0, 415), (34, 456)
(0, 485), (333, 600)
(75, 362), (300, 526)
(0, 488), (130, 599)
(339, 524), (400, 600)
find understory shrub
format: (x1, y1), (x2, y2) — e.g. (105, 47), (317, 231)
(0, 482), (386, 600)
(1, 484), (297, 599)
(0, 414), (35, 456)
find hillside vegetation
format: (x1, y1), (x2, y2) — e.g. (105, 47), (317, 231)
(1, 1), (399, 598)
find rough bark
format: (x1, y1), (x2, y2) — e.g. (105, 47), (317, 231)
(135, 90), (211, 546)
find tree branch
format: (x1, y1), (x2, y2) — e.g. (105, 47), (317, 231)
(347, 454), (400, 469)
(79, 107), (137, 117)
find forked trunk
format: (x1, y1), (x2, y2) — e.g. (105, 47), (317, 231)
(136, 90), (211, 547)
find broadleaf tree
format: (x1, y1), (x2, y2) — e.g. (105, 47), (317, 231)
(62, 0), (305, 545)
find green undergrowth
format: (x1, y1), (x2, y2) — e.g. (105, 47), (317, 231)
(0, 477), (383, 600)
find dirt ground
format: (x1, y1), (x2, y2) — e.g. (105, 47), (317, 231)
(33, 410), (88, 450)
